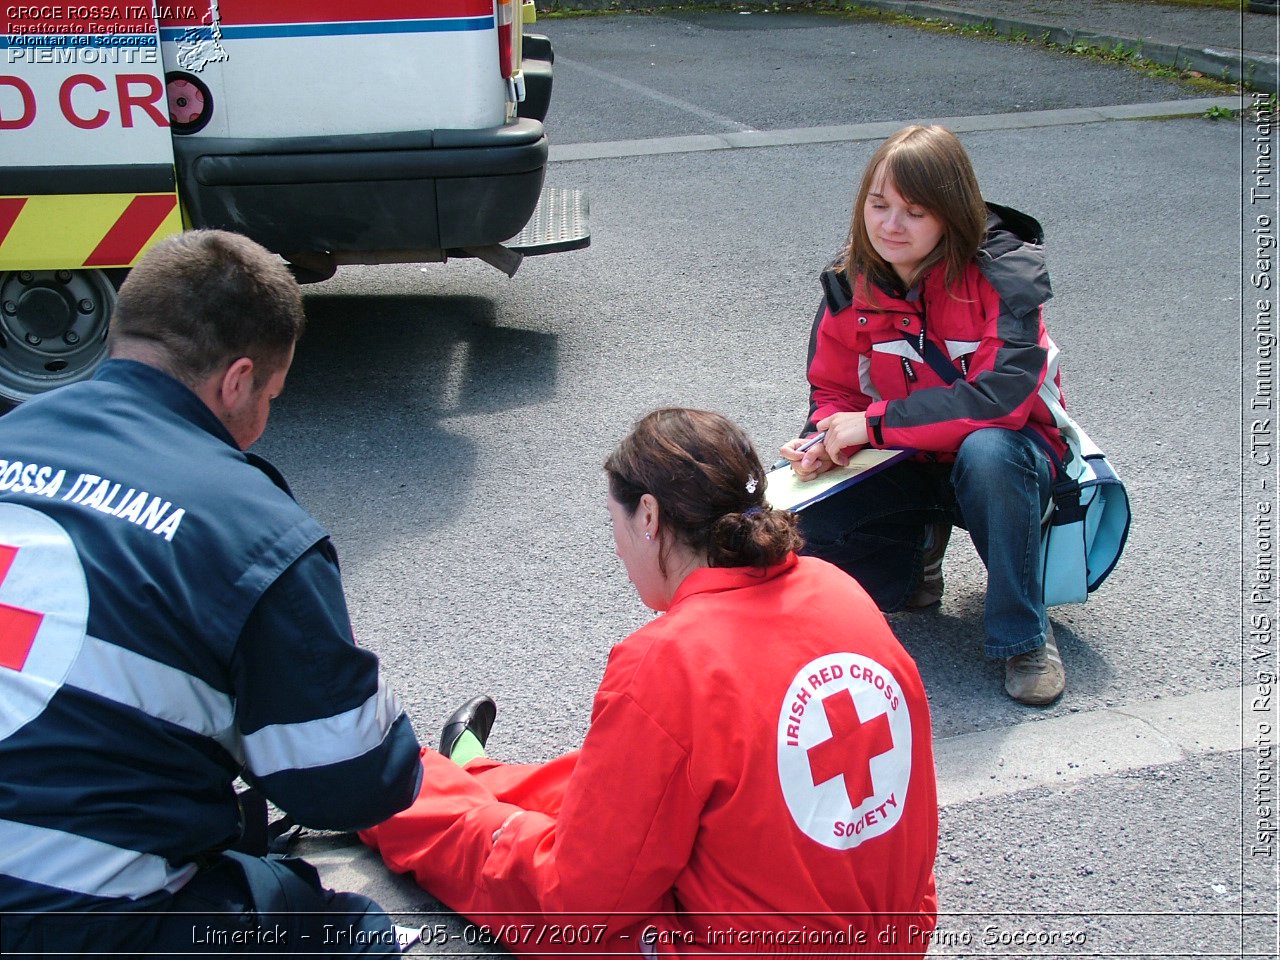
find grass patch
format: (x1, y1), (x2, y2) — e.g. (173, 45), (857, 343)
(1126, 0), (1241, 9)
(1052, 36), (1236, 92)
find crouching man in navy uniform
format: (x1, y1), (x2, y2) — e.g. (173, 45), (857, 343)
(0, 231), (423, 956)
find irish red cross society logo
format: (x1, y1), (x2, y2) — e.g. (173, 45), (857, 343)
(777, 653), (912, 850)
(0, 504), (89, 742)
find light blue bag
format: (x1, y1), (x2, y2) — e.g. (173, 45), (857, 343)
(1028, 392), (1131, 606)
(909, 333), (1131, 606)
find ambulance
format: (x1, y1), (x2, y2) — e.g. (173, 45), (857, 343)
(0, 2), (588, 404)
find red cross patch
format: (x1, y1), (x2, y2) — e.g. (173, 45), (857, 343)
(806, 688), (895, 809)
(0, 544), (45, 672)
(0, 504), (89, 741)
(777, 653), (913, 850)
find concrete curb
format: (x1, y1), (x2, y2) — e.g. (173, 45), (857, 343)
(536, 0), (1278, 93)
(934, 686), (1242, 806)
(550, 97), (1241, 163)
(306, 686), (1248, 922)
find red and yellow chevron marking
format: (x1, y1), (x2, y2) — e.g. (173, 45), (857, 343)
(0, 194), (183, 272)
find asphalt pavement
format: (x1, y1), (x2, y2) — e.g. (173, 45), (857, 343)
(273, 4), (1279, 957)
(544, 0), (1279, 90)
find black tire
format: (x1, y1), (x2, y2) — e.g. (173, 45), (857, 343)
(0, 268), (115, 406)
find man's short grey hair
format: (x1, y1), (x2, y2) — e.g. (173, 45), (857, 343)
(109, 230), (304, 386)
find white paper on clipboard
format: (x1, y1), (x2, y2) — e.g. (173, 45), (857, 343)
(764, 448), (913, 512)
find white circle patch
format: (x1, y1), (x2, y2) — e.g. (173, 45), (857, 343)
(777, 652), (912, 850)
(0, 503), (89, 741)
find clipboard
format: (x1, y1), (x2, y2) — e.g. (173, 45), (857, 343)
(765, 448), (914, 512)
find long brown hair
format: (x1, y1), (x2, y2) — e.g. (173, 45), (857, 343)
(837, 125), (987, 294)
(604, 408), (802, 573)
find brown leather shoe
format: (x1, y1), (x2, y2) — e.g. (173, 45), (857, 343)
(1004, 626), (1066, 705)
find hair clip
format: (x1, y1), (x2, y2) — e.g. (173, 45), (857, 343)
(745, 476), (758, 494)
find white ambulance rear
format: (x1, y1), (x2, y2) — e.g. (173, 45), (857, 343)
(0, 2), (586, 403)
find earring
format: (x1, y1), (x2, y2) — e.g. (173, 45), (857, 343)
(645, 532), (652, 541)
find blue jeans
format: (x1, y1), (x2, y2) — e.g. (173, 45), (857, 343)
(797, 428), (1052, 658)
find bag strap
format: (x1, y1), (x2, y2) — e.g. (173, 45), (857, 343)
(901, 332), (1067, 477)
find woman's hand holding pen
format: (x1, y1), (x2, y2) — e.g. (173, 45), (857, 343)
(777, 412), (869, 479)
(778, 412), (870, 478)
(816, 412), (869, 467)
(777, 433), (834, 481)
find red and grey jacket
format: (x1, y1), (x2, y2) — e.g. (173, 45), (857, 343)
(806, 203), (1068, 463)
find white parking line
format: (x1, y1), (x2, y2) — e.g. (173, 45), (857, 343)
(935, 686), (1242, 807)
(556, 55), (757, 134)
(550, 96), (1240, 163)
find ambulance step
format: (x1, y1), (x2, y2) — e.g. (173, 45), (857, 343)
(508, 188), (590, 256)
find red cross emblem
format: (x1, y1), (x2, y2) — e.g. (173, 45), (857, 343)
(806, 688), (894, 808)
(0, 543), (44, 672)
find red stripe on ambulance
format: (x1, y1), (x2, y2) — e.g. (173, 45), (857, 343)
(0, 199), (27, 248)
(155, 0), (492, 28)
(82, 194), (177, 267)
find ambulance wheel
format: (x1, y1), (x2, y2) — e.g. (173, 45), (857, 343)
(0, 269), (115, 407)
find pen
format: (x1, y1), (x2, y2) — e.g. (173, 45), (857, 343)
(771, 431), (827, 471)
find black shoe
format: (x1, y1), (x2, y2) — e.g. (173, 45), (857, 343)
(439, 695), (497, 756)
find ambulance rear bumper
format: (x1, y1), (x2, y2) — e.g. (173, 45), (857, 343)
(172, 120), (548, 256)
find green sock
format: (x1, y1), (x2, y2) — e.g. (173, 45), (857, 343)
(449, 729), (486, 766)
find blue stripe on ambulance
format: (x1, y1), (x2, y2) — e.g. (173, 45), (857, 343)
(157, 17), (494, 42)
(0, 34), (157, 48)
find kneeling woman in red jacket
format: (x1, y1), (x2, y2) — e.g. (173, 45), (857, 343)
(778, 125), (1069, 706)
(362, 408), (938, 956)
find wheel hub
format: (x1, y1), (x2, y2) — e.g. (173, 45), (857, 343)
(14, 286), (71, 341)
(0, 269), (115, 404)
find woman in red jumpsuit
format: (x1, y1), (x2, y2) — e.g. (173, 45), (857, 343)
(362, 408), (938, 956)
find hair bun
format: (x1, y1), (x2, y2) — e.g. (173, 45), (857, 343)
(709, 505), (803, 568)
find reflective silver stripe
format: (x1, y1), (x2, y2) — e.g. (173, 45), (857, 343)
(65, 635), (238, 752)
(944, 338), (981, 360)
(870, 339), (922, 361)
(0, 818), (196, 901)
(857, 355), (881, 402)
(242, 677), (404, 777)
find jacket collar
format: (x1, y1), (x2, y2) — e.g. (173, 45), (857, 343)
(822, 264), (922, 316)
(93, 358), (240, 449)
(668, 552), (799, 610)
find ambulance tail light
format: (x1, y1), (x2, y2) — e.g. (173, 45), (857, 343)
(497, 0), (515, 78)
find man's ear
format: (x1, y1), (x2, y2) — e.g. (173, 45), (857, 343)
(218, 357), (256, 409)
